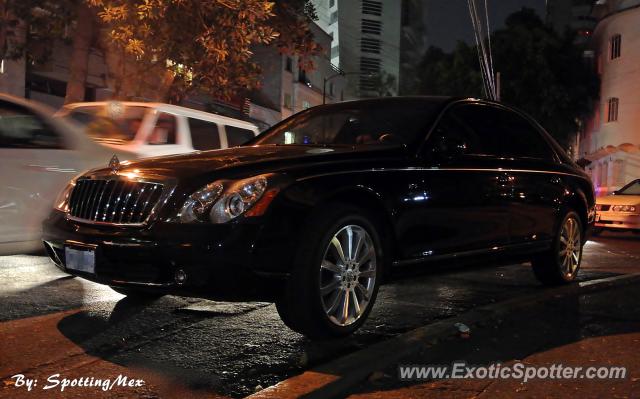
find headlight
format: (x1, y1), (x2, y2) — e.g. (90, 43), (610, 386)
(178, 174), (276, 223)
(54, 180), (76, 212)
(611, 205), (637, 212)
(178, 182), (224, 223)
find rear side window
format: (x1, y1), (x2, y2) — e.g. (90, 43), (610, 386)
(0, 102), (64, 149)
(433, 104), (555, 160)
(188, 118), (221, 150)
(226, 125), (255, 147)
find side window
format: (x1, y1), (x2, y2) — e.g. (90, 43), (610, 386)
(488, 107), (556, 160)
(0, 103), (64, 149)
(426, 104), (555, 161)
(226, 125), (255, 147)
(425, 104), (502, 158)
(147, 113), (177, 145)
(188, 118), (221, 150)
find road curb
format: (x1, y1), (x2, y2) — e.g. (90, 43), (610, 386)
(248, 272), (640, 399)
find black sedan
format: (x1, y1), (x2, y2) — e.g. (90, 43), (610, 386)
(43, 97), (595, 338)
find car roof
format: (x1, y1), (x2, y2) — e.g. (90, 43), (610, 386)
(63, 101), (258, 129)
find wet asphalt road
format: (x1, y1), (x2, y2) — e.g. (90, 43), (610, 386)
(1, 232), (639, 398)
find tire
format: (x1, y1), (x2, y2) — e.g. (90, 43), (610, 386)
(276, 204), (383, 339)
(531, 211), (583, 285)
(110, 286), (165, 300)
(591, 227), (603, 236)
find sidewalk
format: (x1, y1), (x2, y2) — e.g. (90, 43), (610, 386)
(347, 281), (640, 398)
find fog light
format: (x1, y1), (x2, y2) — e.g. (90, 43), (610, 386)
(174, 269), (187, 285)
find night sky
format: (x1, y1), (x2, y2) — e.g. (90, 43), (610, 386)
(426, 0), (546, 51)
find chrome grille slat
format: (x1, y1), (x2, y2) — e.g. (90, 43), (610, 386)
(68, 178), (164, 225)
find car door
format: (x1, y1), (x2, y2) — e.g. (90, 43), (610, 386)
(397, 103), (511, 260)
(0, 101), (79, 245)
(485, 106), (567, 245)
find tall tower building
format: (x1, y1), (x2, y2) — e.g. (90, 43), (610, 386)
(313, 0), (402, 99)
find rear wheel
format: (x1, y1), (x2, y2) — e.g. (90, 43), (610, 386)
(532, 211), (583, 285)
(276, 205), (382, 339)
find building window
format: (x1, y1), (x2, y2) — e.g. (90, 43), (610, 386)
(329, 82), (334, 96)
(610, 34), (621, 59)
(285, 57), (293, 72)
(329, 0), (335, 8)
(607, 97), (619, 122)
(361, 19), (382, 35)
(302, 100), (311, 110)
(362, 0), (382, 16)
(284, 93), (292, 109)
(361, 37), (381, 54)
(330, 11), (338, 24)
(359, 56), (380, 92)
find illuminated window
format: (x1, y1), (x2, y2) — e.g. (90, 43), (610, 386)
(284, 93), (292, 110)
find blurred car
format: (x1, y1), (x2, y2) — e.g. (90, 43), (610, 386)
(0, 94), (135, 255)
(593, 179), (640, 235)
(58, 102), (259, 158)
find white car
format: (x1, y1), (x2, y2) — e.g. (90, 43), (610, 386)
(58, 102), (259, 158)
(594, 179), (640, 235)
(0, 95), (136, 255)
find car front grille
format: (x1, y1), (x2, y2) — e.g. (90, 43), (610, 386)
(600, 205), (611, 212)
(68, 178), (164, 225)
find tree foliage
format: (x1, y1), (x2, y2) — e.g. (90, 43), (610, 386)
(88, 0), (321, 101)
(417, 8), (599, 147)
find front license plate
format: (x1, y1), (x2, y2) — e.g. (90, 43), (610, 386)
(65, 247), (96, 274)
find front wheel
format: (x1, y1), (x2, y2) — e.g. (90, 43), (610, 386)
(531, 211), (583, 285)
(276, 205), (382, 339)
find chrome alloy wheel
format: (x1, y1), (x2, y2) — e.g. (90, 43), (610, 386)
(319, 225), (377, 326)
(558, 216), (581, 279)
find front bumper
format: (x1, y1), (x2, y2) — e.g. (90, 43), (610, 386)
(42, 210), (287, 301)
(595, 212), (640, 230)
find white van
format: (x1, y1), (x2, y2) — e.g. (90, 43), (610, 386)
(58, 102), (260, 158)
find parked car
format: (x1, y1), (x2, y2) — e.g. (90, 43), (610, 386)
(43, 97), (595, 338)
(593, 179), (640, 235)
(58, 102), (259, 158)
(0, 94), (135, 255)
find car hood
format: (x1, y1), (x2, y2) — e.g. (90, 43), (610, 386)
(597, 194), (640, 206)
(112, 144), (405, 180)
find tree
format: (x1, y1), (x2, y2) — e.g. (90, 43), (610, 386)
(417, 8), (599, 147)
(86, 0), (322, 102)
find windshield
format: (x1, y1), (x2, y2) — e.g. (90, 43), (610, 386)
(63, 104), (149, 144)
(617, 180), (640, 195)
(251, 100), (444, 147)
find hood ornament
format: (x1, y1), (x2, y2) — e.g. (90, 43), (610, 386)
(108, 154), (120, 174)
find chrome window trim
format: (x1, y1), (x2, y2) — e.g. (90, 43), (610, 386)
(297, 167), (586, 182)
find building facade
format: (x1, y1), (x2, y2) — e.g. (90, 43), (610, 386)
(312, 0), (401, 99)
(580, 0), (640, 195)
(248, 22), (346, 128)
